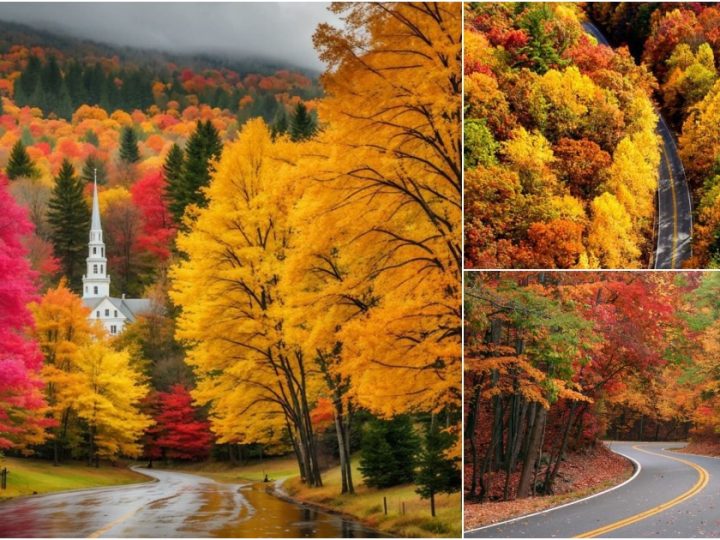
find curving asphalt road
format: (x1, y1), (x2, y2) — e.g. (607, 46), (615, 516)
(0, 468), (378, 538)
(466, 441), (720, 538)
(582, 22), (693, 269)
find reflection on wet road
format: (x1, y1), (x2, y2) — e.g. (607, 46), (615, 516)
(0, 468), (379, 538)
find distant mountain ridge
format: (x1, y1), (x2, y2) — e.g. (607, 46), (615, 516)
(0, 18), (321, 77)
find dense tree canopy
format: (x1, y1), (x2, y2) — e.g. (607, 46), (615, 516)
(465, 3), (661, 269)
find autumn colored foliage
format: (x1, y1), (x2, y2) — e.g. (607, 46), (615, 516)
(464, 271), (720, 504)
(0, 178), (49, 450)
(588, 3), (720, 267)
(464, 3), (661, 269)
(144, 384), (212, 462)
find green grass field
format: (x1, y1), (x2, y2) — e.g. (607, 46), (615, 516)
(0, 457), (150, 500)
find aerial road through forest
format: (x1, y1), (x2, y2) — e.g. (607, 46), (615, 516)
(466, 441), (720, 538)
(582, 21), (693, 269)
(0, 468), (378, 538)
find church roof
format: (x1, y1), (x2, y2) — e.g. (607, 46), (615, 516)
(82, 296), (152, 323)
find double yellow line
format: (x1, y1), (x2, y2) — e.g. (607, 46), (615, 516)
(576, 445), (709, 538)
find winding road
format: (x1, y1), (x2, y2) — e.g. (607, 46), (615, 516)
(582, 22), (693, 269)
(466, 441), (720, 538)
(0, 468), (378, 538)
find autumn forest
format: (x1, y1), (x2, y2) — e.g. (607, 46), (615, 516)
(0, 3), (461, 538)
(465, 2), (720, 269)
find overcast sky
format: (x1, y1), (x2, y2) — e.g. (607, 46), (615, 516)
(0, 3), (340, 70)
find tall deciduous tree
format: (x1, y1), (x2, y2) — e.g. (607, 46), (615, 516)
(0, 179), (48, 451)
(144, 384), (212, 464)
(47, 159), (90, 290)
(31, 281), (97, 464)
(309, 2), (462, 416)
(74, 341), (151, 464)
(171, 119), (324, 486)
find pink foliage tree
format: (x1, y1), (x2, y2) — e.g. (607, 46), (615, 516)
(0, 178), (49, 450)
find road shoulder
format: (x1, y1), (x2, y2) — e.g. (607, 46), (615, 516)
(464, 443), (634, 532)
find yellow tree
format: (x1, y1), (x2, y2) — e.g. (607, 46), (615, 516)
(31, 280), (98, 464)
(308, 2), (462, 418)
(170, 119), (325, 486)
(74, 341), (151, 464)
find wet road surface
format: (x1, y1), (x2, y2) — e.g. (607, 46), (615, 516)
(582, 21), (692, 269)
(467, 441), (720, 538)
(0, 468), (379, 538)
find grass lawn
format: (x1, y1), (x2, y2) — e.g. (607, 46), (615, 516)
(284, 457), (461, 538)
(0, 457), (150, 501)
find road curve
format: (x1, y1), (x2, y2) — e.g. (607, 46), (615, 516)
(466, 441), (720, 538)
(582, 21), (692, 269)
(0, 467), (378, 538)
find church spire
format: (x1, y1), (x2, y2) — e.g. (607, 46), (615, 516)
(82, 169), (111, 299)
(90, 169), (102, 232)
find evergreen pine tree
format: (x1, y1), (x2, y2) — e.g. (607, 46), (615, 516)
(6, 140), (39, 180)
(168, 121), (222, 225)
(47, 159), (91, 290)
(271, 108), (289, 139)
(119, 126), (140, 164)
(81, 155), (108, 185)
(414, 421), (461, 517)
(163, 143), (186, 223)
(289, 102), (317, 141)
(359, 416), (419, 488)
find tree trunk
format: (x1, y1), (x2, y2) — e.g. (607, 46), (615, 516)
(544, 401), (578, 494)
(517, 403), (546, 498)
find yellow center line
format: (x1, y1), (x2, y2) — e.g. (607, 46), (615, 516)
(87, 507), (140, 538)
(663, 144), (679, 268)
(575, 445), (709, 538)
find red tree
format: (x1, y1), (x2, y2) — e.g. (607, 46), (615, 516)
(0, 178), (49, 450)
(131, 170), (175, 262)
(144, 384), (213, 462)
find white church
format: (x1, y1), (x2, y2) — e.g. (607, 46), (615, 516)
(82, 177), (150, 335)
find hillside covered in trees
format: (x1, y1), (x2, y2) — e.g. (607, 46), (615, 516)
(464, 271), (720, 515)
(587, 2), (720, 266)
(464, 3), (661, 269)
(0, 4), (461, 534)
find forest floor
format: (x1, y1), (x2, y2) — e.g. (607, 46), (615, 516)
(463, 444), (633, 531)
(675, 439), (720, 457)
(0, 457), (149, 501)
(174, 455), (461, 538)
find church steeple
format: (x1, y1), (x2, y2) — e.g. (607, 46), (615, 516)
(82, 171), (110, 299)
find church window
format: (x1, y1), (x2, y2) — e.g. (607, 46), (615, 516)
(110, 325), (117, 335)
(105, 309), (110, 316)
(101, 247), (104, 256)
(94, 286), (98, 295)
(93, 264), (98, 274)
(114, 310), (118, 317)
(101, 265), (104, 273)
(93, 247), (97, 255)
(96, 310), (100, 318)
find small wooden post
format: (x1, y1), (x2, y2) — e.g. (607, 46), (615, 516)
(383, 496), (387, 515)
(1, 467), (7, 490)
(402, 502), (406, 515)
